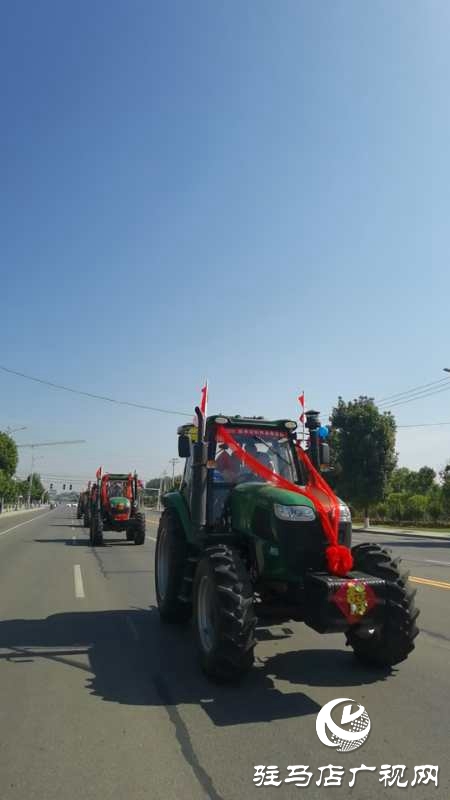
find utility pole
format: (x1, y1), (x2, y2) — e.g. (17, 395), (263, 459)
(17, 440), (86, 508)
(169, 458), (180, 488)
(158, 471), (168, 511)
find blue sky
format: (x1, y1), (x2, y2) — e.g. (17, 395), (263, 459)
(2, 0), (450, 487)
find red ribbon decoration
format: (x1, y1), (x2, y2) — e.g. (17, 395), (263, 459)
(216, 425), (353, 577)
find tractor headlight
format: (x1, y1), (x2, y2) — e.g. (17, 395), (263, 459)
(274, 503), (316, 522)
(339, 502), (352, 523)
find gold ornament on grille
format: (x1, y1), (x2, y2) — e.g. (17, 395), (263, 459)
(346, 583), (369, 616)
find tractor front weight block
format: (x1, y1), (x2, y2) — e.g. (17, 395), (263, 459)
(303, 571), (386, 634)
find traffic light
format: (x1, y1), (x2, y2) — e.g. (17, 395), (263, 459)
(63, 484), (66, 490)
(69, 484), (72, 491)
(50, 483), (53, 489)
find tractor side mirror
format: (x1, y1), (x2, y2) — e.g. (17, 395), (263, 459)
(178, 435), (191, 458)
(320, 442), (330, 468)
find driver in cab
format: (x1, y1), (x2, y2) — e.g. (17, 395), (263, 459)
(215, 444), (241, 482)
(215, 438), (274, 482)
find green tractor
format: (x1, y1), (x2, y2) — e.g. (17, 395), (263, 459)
(154, 407), (419, 682)
(88, 470), (146, 547)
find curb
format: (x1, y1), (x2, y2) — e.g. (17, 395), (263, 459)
(0, 506), (50, 520)
(352, 526), (450, 543)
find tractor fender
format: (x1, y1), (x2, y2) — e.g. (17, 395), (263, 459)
(162, 492), (193, 544)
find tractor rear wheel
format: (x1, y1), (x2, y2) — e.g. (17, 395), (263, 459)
(193, 545), (256, 682)
(347, 543), (419, 667)
(133, 512), (146, 545)
(90, 513), (104, 547)
(155, 510), (191, 622)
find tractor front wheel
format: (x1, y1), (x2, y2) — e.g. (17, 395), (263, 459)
(133, 512), (146, 545)
(193, 545), (256, 682)
(347, 543), (419, 667)
(155, 510), (191, 622)
(90, 514), (104, 547)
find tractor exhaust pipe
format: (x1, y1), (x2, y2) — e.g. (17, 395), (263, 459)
(191, 406), (208, 530)
(305, 410), (321, 471)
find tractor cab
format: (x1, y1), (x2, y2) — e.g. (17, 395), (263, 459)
(176, 413), (339, 553)
(178, 416), (303, 527)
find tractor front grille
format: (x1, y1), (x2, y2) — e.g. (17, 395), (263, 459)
(276, 520), (328, 574)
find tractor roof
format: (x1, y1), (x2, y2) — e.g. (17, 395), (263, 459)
(177, 416), (297, 438)
(102, 473), (132, 481)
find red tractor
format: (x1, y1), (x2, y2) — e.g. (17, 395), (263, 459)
(88, 469), (146, 546)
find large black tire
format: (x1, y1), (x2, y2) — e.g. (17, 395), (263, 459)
(155, 510), (191, 622)
(193, 545), (256, 682)
(90, 513), (104, 547)
(132, 512), (146, 545)
(83, 510), (91, 529)
(347, 543), (419, 667)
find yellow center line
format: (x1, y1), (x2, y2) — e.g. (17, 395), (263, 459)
(410, 576), (450, 590)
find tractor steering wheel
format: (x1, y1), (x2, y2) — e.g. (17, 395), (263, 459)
(236, 470), (259, 484)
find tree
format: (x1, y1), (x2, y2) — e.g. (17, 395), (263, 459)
(426, 488), (442, 523)
(386, 492), (405, 522)
(440, 463), (450, 519)
(404, 494), (427, 523)
(414, 466), (436, 494)
(0, 471), (18, 504)
(330, 396), (397, 524)
(0, 432), (18, 477)
(23, 473), (45, 503)
(389, 467), (413, 494)
(389, 466), (436, 495)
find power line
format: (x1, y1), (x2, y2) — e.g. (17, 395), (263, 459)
(17, 440), (86, 448)
(397, 421), (450, 429)
(377, 376), (450, 404)
(0, 364), (192, 418)
(379, 382), (450, 410)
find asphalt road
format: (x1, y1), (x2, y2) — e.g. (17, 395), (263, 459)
(0, 508), (448, 800)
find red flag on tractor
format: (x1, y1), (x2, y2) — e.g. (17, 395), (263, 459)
(200, 380), (208, 416)
(193, 380), (209, 425)
(298, 392), (305, 424)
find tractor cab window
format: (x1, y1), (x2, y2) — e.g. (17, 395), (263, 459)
(109, 482), (125, 498)
(214, 432), (299, 486)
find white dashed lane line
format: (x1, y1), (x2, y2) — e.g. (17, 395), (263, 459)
(73, 564), (85, 598)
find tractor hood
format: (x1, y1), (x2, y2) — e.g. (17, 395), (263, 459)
(229, 482), (351, 581)
(109, 497), (131, 513)
(230, 482), (315, 534)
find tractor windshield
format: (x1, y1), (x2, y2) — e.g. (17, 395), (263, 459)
(108, 481), (126, 498)
(213, 430), (300, 486)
